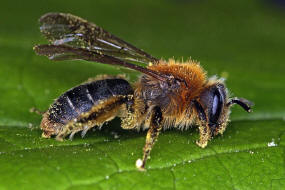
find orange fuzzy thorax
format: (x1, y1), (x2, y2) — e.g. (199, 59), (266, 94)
(148, 59), (207, 100)
(142, 59), (207, 119)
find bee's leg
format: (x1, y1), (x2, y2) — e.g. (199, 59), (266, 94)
(196, 124), (211, 148)
(136, 106), (163, 171)
(120, 97), (144, 130)
(55, 96), (126, 141)
(55, 121), (90, 141)
(193, 100), (211, 148)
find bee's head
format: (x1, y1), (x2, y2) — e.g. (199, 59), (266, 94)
(194, 83), (253, 136)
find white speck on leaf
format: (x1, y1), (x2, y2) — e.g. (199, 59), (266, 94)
(136, 159), (143, 169)
(267, 139), (277, 147)
(111, 131), (120, 139)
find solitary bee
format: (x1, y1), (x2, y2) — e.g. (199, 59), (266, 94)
(34, 13), (253, 170)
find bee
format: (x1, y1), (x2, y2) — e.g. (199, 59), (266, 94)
(33, 12), (253, 170)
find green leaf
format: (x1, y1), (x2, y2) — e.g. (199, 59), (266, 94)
(0, 0), (284, 189)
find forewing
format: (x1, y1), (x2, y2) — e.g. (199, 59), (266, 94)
(34, 44), (167, 82)
(39, 12), (159, 65)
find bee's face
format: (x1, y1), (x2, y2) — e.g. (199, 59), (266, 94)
(199, 83), (228, 135)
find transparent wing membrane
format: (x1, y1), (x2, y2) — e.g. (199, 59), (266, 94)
(34, 44), (167, 81)
(39, 12), (159, 65)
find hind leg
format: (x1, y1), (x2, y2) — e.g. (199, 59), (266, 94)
(55, 96), (126, 141)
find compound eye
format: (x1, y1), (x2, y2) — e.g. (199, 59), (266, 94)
(209, 88), (224, 125)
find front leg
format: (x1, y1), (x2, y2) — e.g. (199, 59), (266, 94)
(136, 106), (163, 171)
(194, 100), (211, 148)
(196, 124), (211, 148)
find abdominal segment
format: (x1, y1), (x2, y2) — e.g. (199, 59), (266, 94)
(41, 78), (133, 139)
(55, 96), (128, 140)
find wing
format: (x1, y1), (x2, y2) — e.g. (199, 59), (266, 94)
(34, 44), (167, 82)
(39, 12), (159, 65)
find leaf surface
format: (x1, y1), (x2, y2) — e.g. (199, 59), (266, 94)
(0, 0), (284, 189)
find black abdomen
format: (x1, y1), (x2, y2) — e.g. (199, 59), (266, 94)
(48, 78), (133, 124)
